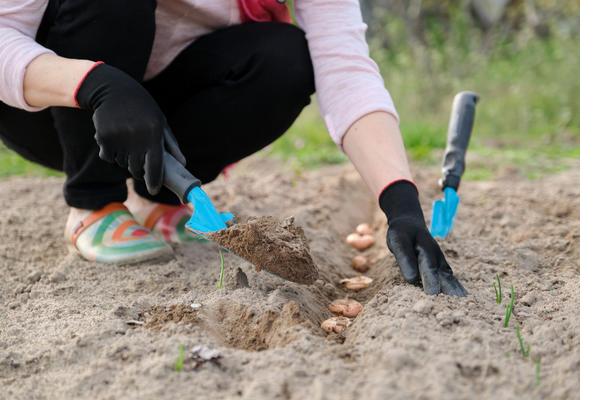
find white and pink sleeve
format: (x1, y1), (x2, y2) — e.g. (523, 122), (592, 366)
(0, 0), (53, 111)
(294, 0), (399, 147)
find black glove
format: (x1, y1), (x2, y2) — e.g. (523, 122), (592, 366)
(75, 63), (186, 195)
(379, 180), (467, 296)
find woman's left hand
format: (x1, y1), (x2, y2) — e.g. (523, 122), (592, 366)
(380, 180), (468, 297)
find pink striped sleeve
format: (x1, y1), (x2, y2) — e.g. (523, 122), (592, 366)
(0, 0), (54, 111)
(294, 0), (399, 147)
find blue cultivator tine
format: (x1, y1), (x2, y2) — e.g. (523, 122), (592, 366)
(430, 199), (446, 238)
(430, 187), (460, 239)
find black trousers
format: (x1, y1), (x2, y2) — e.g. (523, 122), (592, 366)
(0, 0), (314, 209)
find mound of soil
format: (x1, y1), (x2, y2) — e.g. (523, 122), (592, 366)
(207, 216), (318, 285)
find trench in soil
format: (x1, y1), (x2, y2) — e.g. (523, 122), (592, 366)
(141, 166), (393, 351)
(206, 221), (393, 351)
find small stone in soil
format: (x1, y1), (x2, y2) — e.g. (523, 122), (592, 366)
(190, 344), (221, 361)
(48, 271), (67, 283)
(26, 271), (42, 283)
(412, 299), (434, 314)
(235, 267), (250, 288)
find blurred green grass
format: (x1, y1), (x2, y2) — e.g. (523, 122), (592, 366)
(0, 145), (61, 178)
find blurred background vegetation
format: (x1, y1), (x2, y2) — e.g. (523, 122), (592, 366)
(0, 0), (579, 180)
(273, 0), (579, 180)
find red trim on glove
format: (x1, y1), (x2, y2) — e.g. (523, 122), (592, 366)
(72, 61), (104, 108)
(378, 179), (419, 199)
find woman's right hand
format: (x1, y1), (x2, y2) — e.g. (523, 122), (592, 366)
(75, 63), (185, 195)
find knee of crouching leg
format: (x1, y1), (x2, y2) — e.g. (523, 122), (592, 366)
(256, 23), (316, 101)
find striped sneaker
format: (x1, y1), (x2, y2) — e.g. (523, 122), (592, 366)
(68, 203), (173, 264)
(142, 204), (201, 243)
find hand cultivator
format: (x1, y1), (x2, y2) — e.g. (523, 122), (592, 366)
(430, 91), (479, 239)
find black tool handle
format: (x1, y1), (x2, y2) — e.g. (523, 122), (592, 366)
(163, 152), (201, 203)
(440, 91), (479, 191)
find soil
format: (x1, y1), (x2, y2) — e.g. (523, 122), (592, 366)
(0, 157), (579, 399)
(207, 216), (318, 285)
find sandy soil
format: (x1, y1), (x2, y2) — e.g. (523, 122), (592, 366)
(0, 157), (579, 400)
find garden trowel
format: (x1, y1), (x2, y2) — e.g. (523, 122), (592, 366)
(161, 152), (319, 284)
(162, 151), (234, 235)
(430, 91), (479, 239)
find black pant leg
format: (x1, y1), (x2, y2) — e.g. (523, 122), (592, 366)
(134, 22), (315, 203)
(0, 103), (63, 171)
(37, 0), (157, 209)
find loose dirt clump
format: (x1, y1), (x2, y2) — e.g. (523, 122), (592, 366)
(207, 216), (319, 285)
(144, 304), (203, 330)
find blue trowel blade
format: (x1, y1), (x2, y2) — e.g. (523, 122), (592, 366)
(184, 186), (234, 234)
(429, 187), (460, 239)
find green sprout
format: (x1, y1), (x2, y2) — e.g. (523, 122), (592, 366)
(216, 247), (225, 289)
(493, 274), (503, 304)
(515, 325), (530, 357)
(535, 358), (542, 386)
(503, 285), (516, 328)
(174, 345), (185, 372)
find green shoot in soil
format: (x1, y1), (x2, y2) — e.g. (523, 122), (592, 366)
(216, 247), (225, 289)
(503, 286), (516, 328)
(174, 345), (185, 372)
(515, 325), (530, 357)
(493, 274), (502, 304)
(535, 358), (542, 386)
